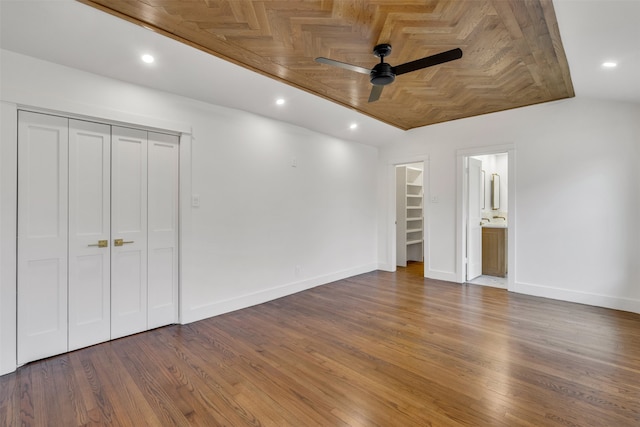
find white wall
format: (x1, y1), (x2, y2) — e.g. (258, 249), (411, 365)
(183, 104), (378, 321)
(379, 97), (640, 313)
(0, 50), (378, 374)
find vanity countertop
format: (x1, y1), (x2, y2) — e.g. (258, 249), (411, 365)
(482, 223), (507, 228)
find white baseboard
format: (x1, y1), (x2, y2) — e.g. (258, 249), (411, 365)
(378, 262), (458, 283)
(377, 262), (396, 272)
(425, 269), (458, 283)
(514, 281), (640, 314)
(182, 263), (378, 324)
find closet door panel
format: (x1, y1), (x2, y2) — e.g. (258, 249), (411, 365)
(17, 111), (69, 364)
(68, 119), (111, 351)
(147, 133), (179, 329)
(111, 126), (148, 339)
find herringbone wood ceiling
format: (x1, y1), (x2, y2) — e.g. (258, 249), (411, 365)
(79, 0), (574, 130)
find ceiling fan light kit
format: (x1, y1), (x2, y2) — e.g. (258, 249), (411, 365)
(316, 44), (463, 103)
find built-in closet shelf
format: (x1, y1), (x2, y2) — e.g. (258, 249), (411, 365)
(406, 167), (422, 182)
(396, 164), (424, 266)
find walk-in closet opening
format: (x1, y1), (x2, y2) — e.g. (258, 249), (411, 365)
(396, 162), (425, 276)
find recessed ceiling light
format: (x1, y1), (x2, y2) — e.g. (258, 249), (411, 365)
(602, 61), (617, 68)
(275, 98), (285, 105)
(141, 54), (155, 64)
(349, 123), (358, 130)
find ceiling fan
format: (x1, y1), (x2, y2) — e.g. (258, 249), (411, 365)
(315, 44), (463, 102)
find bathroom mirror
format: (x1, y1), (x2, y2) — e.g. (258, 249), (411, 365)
(481, 170), (486, 209)
(491, 173), (500, 210)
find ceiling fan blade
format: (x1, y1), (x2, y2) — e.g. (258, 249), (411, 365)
(368, 85), (384, 103)
(315, 57), (371, 75)
(392, 48), (463, 76)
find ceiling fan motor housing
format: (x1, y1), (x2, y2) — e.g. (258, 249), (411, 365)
(315, 43), (462, 99)
(370, 62), (395, 86)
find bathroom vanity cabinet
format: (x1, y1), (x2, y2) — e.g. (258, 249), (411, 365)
(482, 227), (507, 277)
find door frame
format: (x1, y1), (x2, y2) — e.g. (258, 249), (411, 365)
(466, 156), (483, 281)
(0, 103), (192, 375)
(456, 144), (515, 290)
(385, 156), (428, 274)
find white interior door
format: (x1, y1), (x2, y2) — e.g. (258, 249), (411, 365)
(68, 119), (111, 350)
(467, 157), (483, 280)
(111, 126), (148, 339)
(396, 166), (407, 267)
(17, 111), (69, 364)
(147, 132), (179, 328)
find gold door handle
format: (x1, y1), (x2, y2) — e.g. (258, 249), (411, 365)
(88, 239), (108, 248)
(114, 238), (134, 247)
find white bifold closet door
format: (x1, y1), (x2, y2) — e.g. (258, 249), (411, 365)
(147, 133), (180, 330)
(68, 119), (112, 351)
(110, 128), (180, 337)
(17, 111), (179, 365)
(110, 126), (149, 339)
(17, 112), (69, 363)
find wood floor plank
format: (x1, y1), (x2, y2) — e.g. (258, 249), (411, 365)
(128, 330), (262, 426)
(0, 369), (17, 424)
(194, 320), (346, 426)
(1, 262), (639, 426)
(66, 351), (106, 425)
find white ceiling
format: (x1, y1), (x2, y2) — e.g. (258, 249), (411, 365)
(1, 0), (638, 147)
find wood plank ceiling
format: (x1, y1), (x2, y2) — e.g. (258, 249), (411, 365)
(79, 0), (575, 130)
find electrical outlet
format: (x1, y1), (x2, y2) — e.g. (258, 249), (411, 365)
(192, 194), (200, 207)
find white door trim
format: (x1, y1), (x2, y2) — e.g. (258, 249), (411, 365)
(0, 102), (18, 376)
(383, 156), (429, 275)
(456, 144), (516, 291)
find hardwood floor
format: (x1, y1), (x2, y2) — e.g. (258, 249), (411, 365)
(2, 263), (639, 426)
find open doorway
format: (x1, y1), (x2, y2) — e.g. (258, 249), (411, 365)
(459, 147), (514, 290)
(396, 162), (425, 276)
